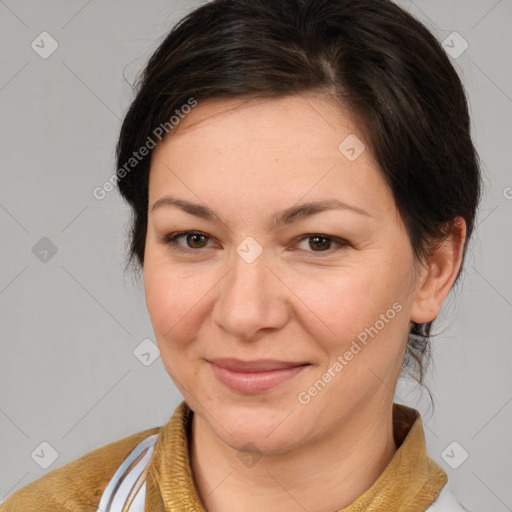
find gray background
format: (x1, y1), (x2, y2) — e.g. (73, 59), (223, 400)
(0, 1), (511, 511)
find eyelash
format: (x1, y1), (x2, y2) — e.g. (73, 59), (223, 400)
(158, 230), (350, 257)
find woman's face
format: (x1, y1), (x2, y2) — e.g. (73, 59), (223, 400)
(144, 94), (423, 453)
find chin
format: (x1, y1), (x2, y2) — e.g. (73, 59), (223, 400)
(208, 398), (307, 454)
(222, 424), (302, 456)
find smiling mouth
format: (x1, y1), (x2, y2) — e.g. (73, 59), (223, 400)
(208, 358), (310, 393)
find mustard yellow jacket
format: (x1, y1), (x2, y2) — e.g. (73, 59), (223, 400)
(1, 401), (465, 511)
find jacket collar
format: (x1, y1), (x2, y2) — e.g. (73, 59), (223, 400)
(146, 401), (447, 511)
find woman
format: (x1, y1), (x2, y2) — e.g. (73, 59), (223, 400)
(2, 0), (481, 510)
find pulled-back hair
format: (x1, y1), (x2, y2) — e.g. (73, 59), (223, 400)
(115, 0), (481, 384)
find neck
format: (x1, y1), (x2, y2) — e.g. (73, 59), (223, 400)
(189, 399), (396, 512)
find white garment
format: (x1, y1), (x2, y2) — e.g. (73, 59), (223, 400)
(95, 434), (158, 512)
(426, 484), (469, 511)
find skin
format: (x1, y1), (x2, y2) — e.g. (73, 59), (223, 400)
(143, 93), (466, 512)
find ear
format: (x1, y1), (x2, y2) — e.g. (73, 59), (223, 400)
(410, 217), (467, 324)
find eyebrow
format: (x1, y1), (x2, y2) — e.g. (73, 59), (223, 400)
(150, 195), (373, 229)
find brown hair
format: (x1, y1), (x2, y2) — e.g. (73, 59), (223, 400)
(115, 0), (481, 384)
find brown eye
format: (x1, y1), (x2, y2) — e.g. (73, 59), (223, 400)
(295, 234), (350, 256)
(308, 235), (332, 251)
(185, 232), (209, 249)
(159, 231), (213, 252)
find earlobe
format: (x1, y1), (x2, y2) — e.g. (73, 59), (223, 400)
(410, 217), (467, 324)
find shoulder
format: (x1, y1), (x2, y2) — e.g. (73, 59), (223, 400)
(426, 484), (472, 512)
(0, 426), (161, 512)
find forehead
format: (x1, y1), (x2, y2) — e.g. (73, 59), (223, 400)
(158, 94), (368, 155)
(148, 94), (394, 220)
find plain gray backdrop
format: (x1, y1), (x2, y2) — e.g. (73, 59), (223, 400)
(1, 1), (511, 511)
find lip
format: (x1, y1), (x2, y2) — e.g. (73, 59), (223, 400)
(208, 358), (309, 393)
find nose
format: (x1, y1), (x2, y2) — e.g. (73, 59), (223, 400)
(212, 242), (289, 341)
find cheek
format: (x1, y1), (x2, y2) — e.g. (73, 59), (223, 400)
(143, 253), (229, 369)
(293, 264), (405, 346)
(298, 267), (411, 393)
(144, 262), (207, 383)
(145, 268), (200, 337)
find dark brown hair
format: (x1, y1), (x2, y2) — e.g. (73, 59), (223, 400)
(115, 0), (481, 384)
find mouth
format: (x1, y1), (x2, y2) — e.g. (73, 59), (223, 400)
(207, 358), (310, 393)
